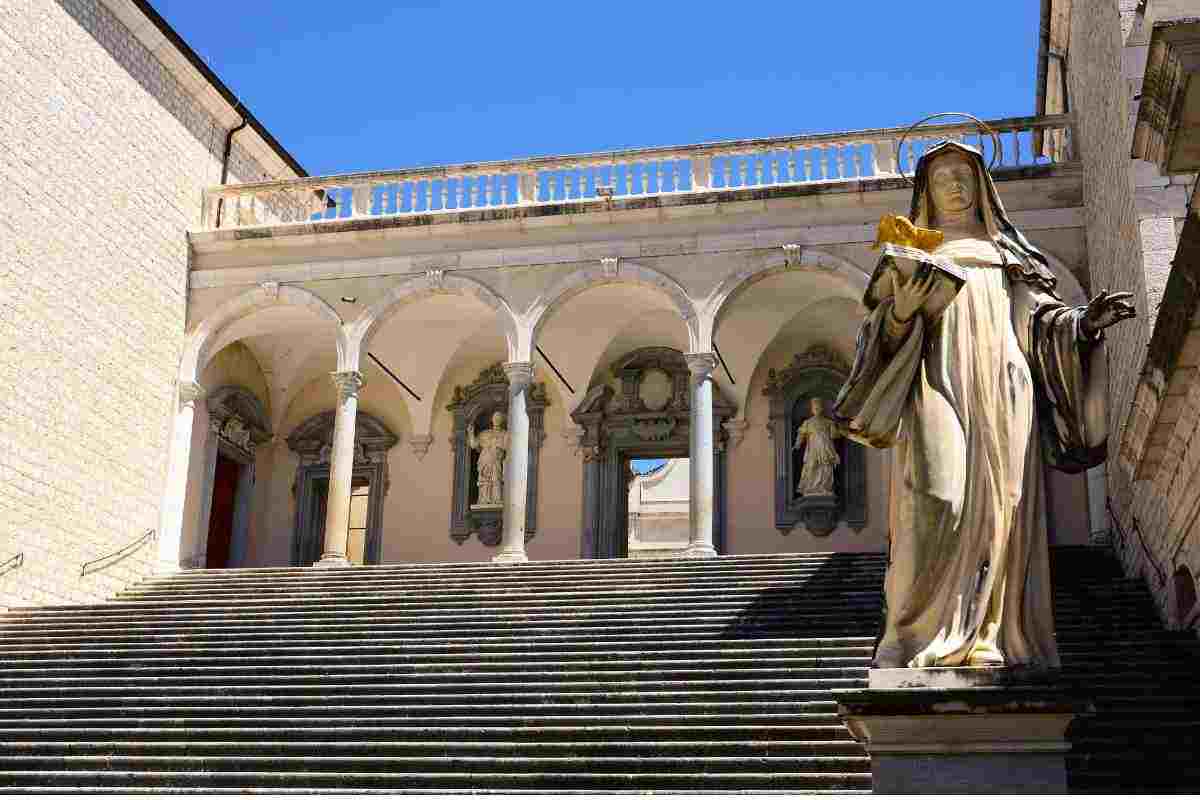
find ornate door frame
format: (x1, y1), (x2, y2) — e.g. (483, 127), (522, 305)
(286, 410), (398, 566)
(572, 347), (735, 559)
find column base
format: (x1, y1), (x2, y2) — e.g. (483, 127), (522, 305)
(681, 544), (718, 558)
(492, 548), (528, 564)
(312, 554), (351, 568)
(834, 668), (1088, 794)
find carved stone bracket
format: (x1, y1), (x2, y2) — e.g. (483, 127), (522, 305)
(447, 362), (548, 546)
(763, 345), (866, 536)
(409, 434), (434, 460)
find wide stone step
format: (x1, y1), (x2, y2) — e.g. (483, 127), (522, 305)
(9, 583), (889, 614)
(0, 603), (886, 629)
(138, 552), (886, 579)
(0, 754), (871, 775)
(0, 635), (881, 659)
(0, 680), (857, 701)
(0, 711), (848, 729)
(0, 691), (845, 711)
(0, 723), (858, 744)
(0, 658), (869, 679)
(0, 624), (880, 647)
(124, 565), (886, 595)
(0, 768), (872, 791)
(0, 669), (866, 689)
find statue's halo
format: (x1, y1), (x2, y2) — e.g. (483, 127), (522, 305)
(895, 113), (1002, 186)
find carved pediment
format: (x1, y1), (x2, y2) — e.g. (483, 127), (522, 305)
(286, 410), (399, 464)
(763, 345), (850, 396)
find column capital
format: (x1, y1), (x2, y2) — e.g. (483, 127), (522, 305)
(685, 352), (718, 382)
(330, 370), (364, 398)
(503, 361), (535, 394)
(178, 381), (206, 407)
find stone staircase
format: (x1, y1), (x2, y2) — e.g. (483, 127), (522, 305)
(1051, 546), (1200, 793)
(0, 553), (883, 793)
(0, 547), (1194, 793)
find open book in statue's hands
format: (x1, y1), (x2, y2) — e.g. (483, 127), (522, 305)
(865, 216), (967, 322)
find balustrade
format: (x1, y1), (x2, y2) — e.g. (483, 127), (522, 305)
(200, 114), (1075, 231)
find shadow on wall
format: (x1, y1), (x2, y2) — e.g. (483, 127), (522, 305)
(720, 553), (884, 642)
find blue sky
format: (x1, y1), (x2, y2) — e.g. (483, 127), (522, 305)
(154, 1), (1044, 177)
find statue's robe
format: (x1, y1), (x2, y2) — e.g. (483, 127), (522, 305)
(834, 241), (1108, 668)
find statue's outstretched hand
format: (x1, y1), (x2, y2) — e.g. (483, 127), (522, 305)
(890, 267), (937, 323)
(1081, 290), (1136, 338)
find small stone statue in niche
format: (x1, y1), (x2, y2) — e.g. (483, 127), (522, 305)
(468, 411), (509, 508)
(794, 397), (842, 497)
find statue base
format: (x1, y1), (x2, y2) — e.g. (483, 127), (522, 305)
(795, 493), (839, 536)
(834, 668), (1088, 794)
(466, 506), (537, 547)
(467, 507), (503, 547)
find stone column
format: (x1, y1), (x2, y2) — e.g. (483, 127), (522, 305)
(316, 370), (363, 567)
(494, 361), (533, 563)
(685, 352), (718, 558)
(193, 416), (222, 568)
(157, 381), (206, 574)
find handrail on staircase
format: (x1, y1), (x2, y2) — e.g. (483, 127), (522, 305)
(1106, 497), (1167, 585)
(80, 529), (155, 577)
(0, 552), (23, 576)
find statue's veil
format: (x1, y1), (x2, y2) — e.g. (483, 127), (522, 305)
(909, 141), (1060, 297)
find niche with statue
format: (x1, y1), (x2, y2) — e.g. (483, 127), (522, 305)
(447, 363), (548, 546)
(764, 346), (866, 535)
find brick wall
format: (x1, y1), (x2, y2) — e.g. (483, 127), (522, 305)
(0, 0), (279, 607)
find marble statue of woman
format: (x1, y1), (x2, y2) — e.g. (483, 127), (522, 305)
(833, 141), (1135, 669)
(468, 411), (509, 508)
(794, 397), (842, 497)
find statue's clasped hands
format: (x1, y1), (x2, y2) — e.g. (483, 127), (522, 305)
(1080, 290), (1136, 338)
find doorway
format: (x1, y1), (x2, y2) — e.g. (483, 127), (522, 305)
(292, 466), (385, 566)
(204, 454), (241, 568)
(626, 457), (691, 559)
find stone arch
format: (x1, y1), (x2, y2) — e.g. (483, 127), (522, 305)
(180, 285), (349, 384)
(702, 248), (870, 351)
(346, 272), (521, 366)
(526, 260), (701, 358)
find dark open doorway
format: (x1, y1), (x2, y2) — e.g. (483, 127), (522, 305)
(205, 454), (241, 568)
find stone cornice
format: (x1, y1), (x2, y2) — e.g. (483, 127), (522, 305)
(99, 0), (303, 181)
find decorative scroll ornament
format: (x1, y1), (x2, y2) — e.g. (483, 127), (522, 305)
(426, 268), (446, 288)
(601, 256), (619, 277)
(764, 346), (851, 396)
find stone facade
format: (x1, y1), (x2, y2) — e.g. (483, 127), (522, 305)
(1040, 0), (1200, 631)
(0, 0), (297, 608)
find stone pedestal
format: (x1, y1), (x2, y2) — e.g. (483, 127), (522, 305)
(834, 668), (1089, 794)
(796, 492), (839, 535)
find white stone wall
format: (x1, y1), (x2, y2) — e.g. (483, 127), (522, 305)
(0, 0), (281, 607)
